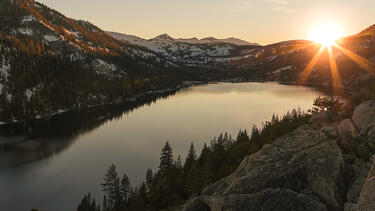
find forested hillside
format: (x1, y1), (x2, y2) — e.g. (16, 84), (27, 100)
(0, 0), (180, 122)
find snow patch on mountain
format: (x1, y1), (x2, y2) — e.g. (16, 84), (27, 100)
(25, 86), (38, 101)
(17, 28), (33, 36)
(93, 59), (120, 76)
(151, 34), (175, 42)
(21, 15), (37, 24)
(44, 34), (60, 42)
(0, 57), (10, 79)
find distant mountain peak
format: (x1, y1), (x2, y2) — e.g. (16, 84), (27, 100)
(152, 33), (175, 41)
(201, 37), (218, 41)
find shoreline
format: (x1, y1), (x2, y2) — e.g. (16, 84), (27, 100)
(0, 79), (339, 126)
(0, 81), (208, 126)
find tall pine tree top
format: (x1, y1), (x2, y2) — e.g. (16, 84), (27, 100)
(159, 141), (173, 171)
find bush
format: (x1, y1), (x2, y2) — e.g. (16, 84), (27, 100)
(312, 96), (344, 114)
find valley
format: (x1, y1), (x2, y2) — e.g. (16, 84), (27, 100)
(0, 0), (375, 211)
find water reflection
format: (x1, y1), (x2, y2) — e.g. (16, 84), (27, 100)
(0, 82), (326, 211)
(0, 90), (178, 167)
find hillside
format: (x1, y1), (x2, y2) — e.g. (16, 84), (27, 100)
(0, 0), (180, 122)
(225, 33), (375, 92)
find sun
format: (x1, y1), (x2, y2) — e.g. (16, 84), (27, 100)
(309, 23), (344, 46)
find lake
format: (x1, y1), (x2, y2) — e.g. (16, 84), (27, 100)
(0, 82), (325, 211)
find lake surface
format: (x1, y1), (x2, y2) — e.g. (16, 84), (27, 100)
(0, 82), (325, 211)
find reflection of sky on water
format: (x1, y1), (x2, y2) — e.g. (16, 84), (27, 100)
(0, 82), (324, 211)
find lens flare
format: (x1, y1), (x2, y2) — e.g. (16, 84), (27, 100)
(309, 23), (344, 46)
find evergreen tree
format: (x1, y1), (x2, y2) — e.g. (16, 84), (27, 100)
(250, 124), (261, 145)
(145, 169), (153, 192)
(159, 141), (173, 171)
(237, 129), (250, 143)
(101, 164), (119, 210)
(114, 177), (121, 211)
(102, 194), (107, 211)
(77, 193), (100, 211)
(175, 155), (182, 169)
(184, 142), (197, 171)
(120, 173), (131, 208)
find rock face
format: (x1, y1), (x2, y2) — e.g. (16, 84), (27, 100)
(358, 162), (375, 211)
(337, 119), (359, 152)
(180, 100), (375, 211)
(352, 100), (375, 149)
(183, 126), (345, 211)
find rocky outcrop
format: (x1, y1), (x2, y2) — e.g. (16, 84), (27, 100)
(183, 127), (345, 210)
(337, 119), (359, 152)
(353, 100), (375, 151)
(357, 162), (375, 210)
(354, 100), (375, 211)
(181, 100), (375, 211)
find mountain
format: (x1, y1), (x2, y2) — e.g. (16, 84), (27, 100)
(106, 31), (260, 65)
(224, 33), (375, 92)
(0, 0), (180, 122)
(108, 31), (258, 46)
(151, 33), (175, 42)
(359, 24), (375, 35)
(1, 0), (374, 123)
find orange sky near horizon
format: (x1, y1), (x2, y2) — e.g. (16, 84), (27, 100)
(37, 0), (374, 45)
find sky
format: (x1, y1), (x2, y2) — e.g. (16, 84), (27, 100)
(37, 0), (374, 45)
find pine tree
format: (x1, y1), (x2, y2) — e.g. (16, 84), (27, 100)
(145, 169), (153, 192)
(103, 194), (107, 211)
(114, 177), (121, 211)
(250, 124), (261, 145)
(159, 141), (173, 171)
(184, 142), (196, 171)
(77, 193), (100, 211)
(120, 173), (131, 208)
(175, 155), (182, 169)
(237, 130), (249, 143)
(101, 164), (119, 210)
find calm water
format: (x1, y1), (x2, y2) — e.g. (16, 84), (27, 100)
(0, 82), (325, 211)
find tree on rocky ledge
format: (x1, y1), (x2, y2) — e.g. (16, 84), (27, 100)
(312, 96), (344, 114)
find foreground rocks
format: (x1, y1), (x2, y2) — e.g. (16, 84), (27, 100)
(358, 161), (375, 211)
(181, 100), (375, 211)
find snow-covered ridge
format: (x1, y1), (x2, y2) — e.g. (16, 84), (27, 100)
(107, 31), (259, 46)
(106, 31), (260, 65)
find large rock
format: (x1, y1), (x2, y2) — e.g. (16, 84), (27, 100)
(357, 162), (375, 211)
(183, 198), (211, 211)
(337, 119), (360, 152)
(345, 157), (372, 203)
(310, 111), (335, 128)
(220, 189), (327, 211)
(183, 127), (345, 210)
(352, 100), (375, 144)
